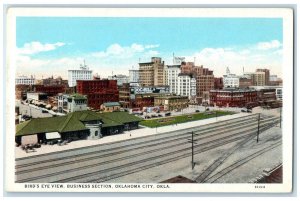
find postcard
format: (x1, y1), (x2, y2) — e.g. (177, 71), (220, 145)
(5, 7), (293, 193)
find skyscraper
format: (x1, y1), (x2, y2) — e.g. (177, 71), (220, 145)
(68, 61), (93, 87)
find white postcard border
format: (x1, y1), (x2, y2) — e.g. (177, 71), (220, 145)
(5, 7), (294, 193)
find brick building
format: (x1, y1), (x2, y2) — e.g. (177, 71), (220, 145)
(181, 62), (214, 103)
(209, 88), (258, 108)
(118, 83), (131, 108)
(154, 95), (189, 111)
(214, 77), (224, 89)
(76, 80), (119, 109)
(15, 85), (32, 100)
(42, 76), (68, 87)
(33, 85), (66, 96)
(132, 94), (155, 109)
(239, 77), (253, 88)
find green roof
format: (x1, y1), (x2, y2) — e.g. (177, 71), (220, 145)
(103, 102), (120, 107)
(16, 111), (101, 136)
(16, 111), (142, 136)
(98, 112), (142, 124)
(16, 116), (67, 136)
(68, 94), (87, 100)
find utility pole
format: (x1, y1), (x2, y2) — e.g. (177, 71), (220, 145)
(187, 131), (197, 170)
(257, 113), (260, 143)
(279, 107), (282, 128)
(192, 131), (194, 169)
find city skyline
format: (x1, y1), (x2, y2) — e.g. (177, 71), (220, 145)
(16, 17), (283, 79)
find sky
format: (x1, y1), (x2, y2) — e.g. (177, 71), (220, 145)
(16, 17), (283, 79)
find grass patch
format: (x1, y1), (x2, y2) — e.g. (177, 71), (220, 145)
(140, 111), (235, 128)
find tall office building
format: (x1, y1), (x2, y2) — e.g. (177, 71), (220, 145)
(139, 57), (165, 87)
(129, 69), (140, 83)
(181, 62), (214, 103)
(68, 61), (93, 87)
(177, 73), (197, 100)
(256, 69), (270, 85)
(254, 72), (266, 86)
(166, 65), (181, 94)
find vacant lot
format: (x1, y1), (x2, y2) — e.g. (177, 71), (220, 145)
(140, 111), (235, 128)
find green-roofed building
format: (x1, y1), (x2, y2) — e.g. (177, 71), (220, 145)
(100, 102), (121, 112)
(15, 110), (142, 145)
(67, 94), (88, 113)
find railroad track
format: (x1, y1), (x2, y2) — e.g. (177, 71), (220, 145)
(194, 121), (280, 183)
(16, 114), (260, 164)
(15, 117), (279, 183)
(202, 139), (282, 183)
(15, 116), (278, 174)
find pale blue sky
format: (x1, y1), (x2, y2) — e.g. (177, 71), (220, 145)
(16, 17), (283, 78)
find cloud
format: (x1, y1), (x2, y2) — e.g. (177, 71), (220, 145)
(91, 43), (159, 59)
(256, 40), (281, 50)
(17, 41), (65, 55)
(185, 42), (282, 77)
(145, 44), (160, 49)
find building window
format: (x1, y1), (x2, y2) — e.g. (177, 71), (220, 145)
(95, 131), (98, 136)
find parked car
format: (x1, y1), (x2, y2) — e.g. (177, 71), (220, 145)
(241, 109), (247, 112)
(165, 112), (171, 116)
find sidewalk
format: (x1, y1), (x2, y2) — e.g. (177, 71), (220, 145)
(15, 112), (251, 159)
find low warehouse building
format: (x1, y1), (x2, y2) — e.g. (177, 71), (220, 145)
(15, 110), (142, 145)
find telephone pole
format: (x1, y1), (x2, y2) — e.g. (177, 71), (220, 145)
(187, 131), (197, 169)
(279, 107), (282, 128)
(257, 113), (260, 143)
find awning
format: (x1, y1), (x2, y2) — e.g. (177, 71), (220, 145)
(46, 132), (61, 140)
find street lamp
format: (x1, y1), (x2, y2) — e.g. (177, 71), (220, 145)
(187, 131), (198, 170)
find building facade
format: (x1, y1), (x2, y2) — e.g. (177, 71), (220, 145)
(42, 76), (68, 87)
(100, 102), (121, 112)
(15, 75), (35, 85)
(210, 88), (258, 108)
(76, 79), (119, 109)
(67, 94), (88, 113)
(108, 74), (129, 86)
(239, 77), (253, 88)
(214, 77), (224, 90)
(68, 62), (93, 87)
(139, 57), (165, 87)
(256, 69), (270, 85)
(129, 69), (140, 83)
(154, 95), (189, 111)
(223, 67), (239, 88)
(166, 65), (181, 94)
(180, 62), (214, 103)
(254, 72), (266, 86)
(33, 85), (66, 96)
(177, 73), (197, 100)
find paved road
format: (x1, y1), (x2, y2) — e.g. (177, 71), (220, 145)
(15, 114), (280, 183)
(16, 101), (52, 118)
